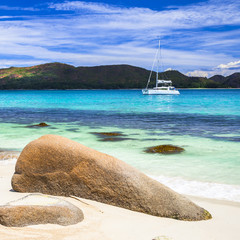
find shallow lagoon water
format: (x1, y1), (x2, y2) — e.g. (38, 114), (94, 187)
(0, 89), (240, 201)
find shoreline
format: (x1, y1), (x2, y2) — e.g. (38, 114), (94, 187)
(1, 163), (239, 207)
(1, 163), (240, 240)
(0, 88), (240, 91)
(0, 158), (240, 203)
(1, 157), (240, 204)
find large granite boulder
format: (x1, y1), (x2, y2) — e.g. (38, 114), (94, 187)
(0, 194), (84, 227)
(12, 135), (211, 221)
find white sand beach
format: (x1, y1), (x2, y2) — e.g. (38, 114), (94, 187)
(1, 162), (240, 240)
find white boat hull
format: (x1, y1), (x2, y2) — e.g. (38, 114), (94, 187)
(142, 89), (180, 95)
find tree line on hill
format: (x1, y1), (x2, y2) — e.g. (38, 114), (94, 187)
(0, 62), (239, 89)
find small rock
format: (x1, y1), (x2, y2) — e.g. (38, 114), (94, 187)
(145, 145), (184, 154)
(153, 236), (172, 240)
(37, 122), (49, 127)
(0, 194), (84, 227)
(27, 122), (49, 128)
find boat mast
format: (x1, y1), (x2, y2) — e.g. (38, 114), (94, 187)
(156, 39), (160, 87)
(145, 42), (158, 89)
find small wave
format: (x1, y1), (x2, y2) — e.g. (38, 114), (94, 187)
(149, 175), (240, 202)
(0, 151), (19, 165)
(0, 158), (17, 166)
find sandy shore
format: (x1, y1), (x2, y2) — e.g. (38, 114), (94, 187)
(1, 162), (240, 240)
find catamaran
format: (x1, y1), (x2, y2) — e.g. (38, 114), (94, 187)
(142, 40), (180, 95)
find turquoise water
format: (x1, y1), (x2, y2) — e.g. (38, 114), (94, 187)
(0, 89), (240, 201)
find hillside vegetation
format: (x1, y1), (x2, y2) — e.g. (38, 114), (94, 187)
(0, 62), (239, 89)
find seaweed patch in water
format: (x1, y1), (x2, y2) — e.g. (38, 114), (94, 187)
(99, 137), (134, 142)
(145, 145), (184, 154)
(91, 132), (125, 137)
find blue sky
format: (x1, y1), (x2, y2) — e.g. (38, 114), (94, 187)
(0, 0), (239, 76)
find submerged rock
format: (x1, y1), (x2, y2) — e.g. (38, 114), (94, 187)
(145, 145), (184, 154)
(27, 122), (50, 128)
(92, 132), (125, 137)
(99, 137), (133, 142)
(0, 194), (84, 227)
(12, 135), (211, 221)
(92, 131), (131, 142)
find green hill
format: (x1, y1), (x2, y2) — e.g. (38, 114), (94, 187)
(0, 62), (239, 89)
(209, 75), (226, 83)
(223, 73), (240, 88)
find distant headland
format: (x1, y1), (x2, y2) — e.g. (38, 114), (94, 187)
(0, 62), (239, 89)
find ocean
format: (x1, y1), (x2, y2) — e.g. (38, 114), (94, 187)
(0, 89), (240, 202)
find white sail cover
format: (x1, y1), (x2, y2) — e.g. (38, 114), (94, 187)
(157, 80), (172, 84)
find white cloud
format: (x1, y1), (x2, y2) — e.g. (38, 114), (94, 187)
(217, 60), (240, 70)
(48, 1), (124, 13)
(49, 0), (240, 29)
(0, 5), (38, 11)
(186, 60), (240, 77)
(0, 16), (14, 19)
(0, 0), (239, 73)
(0, 60), (46, 69)
(187, 70), (209, 77)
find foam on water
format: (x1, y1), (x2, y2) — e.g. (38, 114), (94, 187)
(150, 175), (240, 202)
(0, 151), (19, 166)
(0, 159), (17, 166)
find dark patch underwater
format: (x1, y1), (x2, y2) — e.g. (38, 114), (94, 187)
(0, 107), (240, 142)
